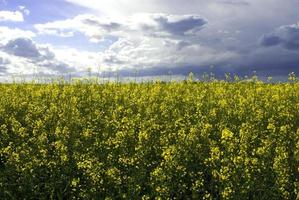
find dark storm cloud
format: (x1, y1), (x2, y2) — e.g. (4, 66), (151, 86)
(3, 38), (41, 58)
(1, 37), (57, 61)
(115, 61), (299, 80)
(260, 22), (299, 50)
(101, 63), (236, 82)
(153, 14), (207, 36)
(231, 46), (299, 78)
(81, 17), (122, 31)
(218, 0), (250, 6)
(260, 34), (281, 46)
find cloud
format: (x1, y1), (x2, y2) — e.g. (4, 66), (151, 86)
(34, 15), (120, 41)
(35, 13), (207, 42)
(217, 0), (249, 6)
(0, 6), (30, 22)
(99, 37), (238, 72)
(260, 21), (299, 50)
(0, 36), (73, 76)
(0, 27), (101, 78)
(155, 15), (207, 35)
(52, 47), (101, 72)
(163, 39), (191, 50)
(81, 16), (122, 31)
(0, 26), (36, 45)
(2, 38), (41, 58)
(0, 10), (24, 22)
(2, 0), (299, 79)
(0, 55), (9, 74)
(232, 46), (299, 77)
(260, 35), (281, 46)
(34, 13), (243, 76)
(137, 13), (207, 36)
(18, 6), (30, 16)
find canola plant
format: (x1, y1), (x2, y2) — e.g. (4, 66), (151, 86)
(0, 79), (298, 199)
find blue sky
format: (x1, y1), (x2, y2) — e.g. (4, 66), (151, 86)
(0, 0), (299, 80)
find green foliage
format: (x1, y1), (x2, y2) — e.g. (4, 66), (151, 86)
(0, 80), (298, 199)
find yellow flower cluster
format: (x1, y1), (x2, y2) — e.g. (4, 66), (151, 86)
(0, 80), (298, 199)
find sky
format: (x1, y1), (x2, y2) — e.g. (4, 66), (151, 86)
(0, 0), (299, 80)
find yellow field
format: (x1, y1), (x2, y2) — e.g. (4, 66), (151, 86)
(0, 80), (298, 199)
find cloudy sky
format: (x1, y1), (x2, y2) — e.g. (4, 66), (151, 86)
(0, 0), (299, 80)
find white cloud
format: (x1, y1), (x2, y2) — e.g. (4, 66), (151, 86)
(35, 15), (120, 40)
(0, 27), (74, 76)
(1, 0), (299, 78)
(0, 10), (24, 22)
(35, 13), (207, 43)
(0, 26), (101, 78)
(33, 12), (240, 74)
(0, 6), (30, 22)
(64, 0), (253, 19)
(18, 6), (30, 16)
(100, 36), (238, 72)
(52, 47), (101, 72)
(0, 26), (36, 45)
